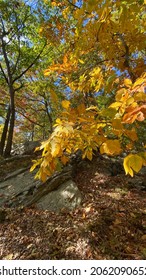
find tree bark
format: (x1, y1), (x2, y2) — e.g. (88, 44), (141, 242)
(44, 100), (53, 133)
(4, 88), (15, 157)
(0, 105), (11, 156)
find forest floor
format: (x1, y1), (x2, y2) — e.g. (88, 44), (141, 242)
(0, 155), (146, 260)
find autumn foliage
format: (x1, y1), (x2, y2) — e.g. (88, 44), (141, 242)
(31, 0), (146, 181)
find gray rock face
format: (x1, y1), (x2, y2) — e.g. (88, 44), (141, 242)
(0, 168), (39, 207)
(36, 180), (82, 212)
(11, 141), (41, 155)
(23, 141), (41, 155)
(0, 162), (82, 211)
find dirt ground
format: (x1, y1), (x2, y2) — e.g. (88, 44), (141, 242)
(0, 155), (146, 260)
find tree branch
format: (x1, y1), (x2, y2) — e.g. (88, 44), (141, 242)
(114, 33), (136, 82)
(67, 0), (80, 9)
(16, 109), (44, 128)
(44, 100), (53, 132)
(5, 6), (32, 46)
(0, 18), (12, 84)
(12, 43), (47, 84)
(11, 11), (21, 76)
(0, 63), (8, 84)
(67, 0), (90, 14)
(14, 83), (24, 92)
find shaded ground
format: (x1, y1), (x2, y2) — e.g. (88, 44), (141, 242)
(0, 155), (146, 260)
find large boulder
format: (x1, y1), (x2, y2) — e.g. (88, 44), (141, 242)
(11, 141), (41, 155)
(23, 140), (41, 155)
(0, 160), (82, 212)
(36, 180), (82, 212)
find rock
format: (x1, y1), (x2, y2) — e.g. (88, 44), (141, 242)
(36, 180), (82, 212)
(11, 141), (41, 155)
(11, 143), (25, 155)
(23, 141), (41, 155)
(0, 157), (82, 212)
(0, 167), (39, 207)
(0, 154), (32, 165)
(3, 167), (29, 181)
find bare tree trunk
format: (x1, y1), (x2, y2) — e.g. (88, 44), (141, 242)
(4, 88), (15, 157)
(44, 100), (53, 133)
(0, 105), (11, 156)
(31, 124), (34, 141)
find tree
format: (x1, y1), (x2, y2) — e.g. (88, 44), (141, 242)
(0, 0), (48, 156)
(31, 0), (146, 181)
(14, 68), (67, 141)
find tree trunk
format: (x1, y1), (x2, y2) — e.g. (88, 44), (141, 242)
(44, 101), (53, 133)
(31, 124), (34, 141)
(4, 88), (15, 157)
(0, 105), (11, 156)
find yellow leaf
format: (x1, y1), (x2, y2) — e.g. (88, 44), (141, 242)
(100, 140), (122, 156)
(133, 76), (146, 88)
(51, 141), (61, 157)
(35, 146), (40, 152)
(30, 159), (42, 172)
(62, 7), (69, 19)
(30, 164), (37, 172)
(34, 170), (40, 180)
(55, 118), (62, 125)
(116, 88), (126, 101)
(82, 148), (93, 161)
(39, 27), (43, 34)
(123, 154), (143, 176)
(109, 102), (122, 109)
(101, 108), (117, 118)
(39, 139), (50, 150)
(124, 78), (132, 88)
(126, 97), (134, 106)
(79, 59), (84, 64)
(41, 157), (50, 168)
(134, 92), (146, 102)
(62, 100), (70, 109)
(90, 67), (101, 77)
(100, 7), (109, 22)
(112, 119), (123, 130)
(44, 69), (51, 76)
(86, 106), (98, 111)
(86, 150), (93, 161)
